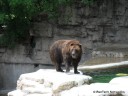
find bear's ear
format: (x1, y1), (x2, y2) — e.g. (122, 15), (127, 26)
(79, 44), (82, 48)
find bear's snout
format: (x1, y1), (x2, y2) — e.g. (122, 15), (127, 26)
(71, 49), (78, 59)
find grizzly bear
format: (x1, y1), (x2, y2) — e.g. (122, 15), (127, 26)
(49, 40), (82, 74)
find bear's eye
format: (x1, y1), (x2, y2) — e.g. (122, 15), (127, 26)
(70, 44), (74, 46)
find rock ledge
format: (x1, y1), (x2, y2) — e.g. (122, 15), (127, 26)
(8, 69), (92, 96)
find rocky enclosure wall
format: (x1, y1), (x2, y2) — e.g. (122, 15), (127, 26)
(1, 0), (128, 64)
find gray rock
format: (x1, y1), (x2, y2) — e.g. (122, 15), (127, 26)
(8, 69), (92, 96)
(60, 83), (128, 96)
(109, 76), (128, 85)
(34, 22), (53, 37)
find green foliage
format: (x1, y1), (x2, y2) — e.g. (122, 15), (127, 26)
(0, 0), (40, 48)
(0, 0), (94, 48)
(81, 0), (94, 5)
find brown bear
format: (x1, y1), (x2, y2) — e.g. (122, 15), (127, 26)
(49, 40), (82, 74)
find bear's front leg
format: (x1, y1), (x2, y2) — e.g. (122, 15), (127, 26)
(65, 59), (71, 73)
(63, 54), (71, 73)
(65, 63), (70, 73)
(72, 61), (80, 74)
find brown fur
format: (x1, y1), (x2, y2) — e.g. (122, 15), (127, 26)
(49, 40), (82, 74)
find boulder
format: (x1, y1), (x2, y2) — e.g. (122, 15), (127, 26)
(109, 76), (128, 85)
(8, 90), (25, 96)
(60, 83), (128, 96)
(8, 69), (92, 96)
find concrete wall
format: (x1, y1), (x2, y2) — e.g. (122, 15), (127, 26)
(1, 0), (128, 92)
(0, 63), (54, 91)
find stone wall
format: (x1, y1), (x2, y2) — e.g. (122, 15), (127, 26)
(1, 0), (128, 64)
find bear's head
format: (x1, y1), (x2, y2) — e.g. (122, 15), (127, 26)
(69, 43), (82, 59)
